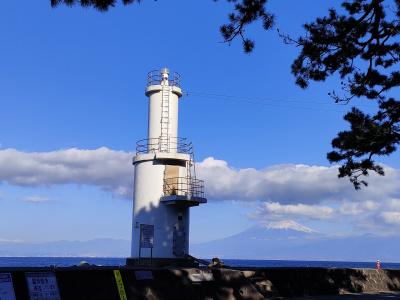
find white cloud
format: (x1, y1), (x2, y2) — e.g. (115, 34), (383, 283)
(347, 198), (400, 234)
(1, 149), (399, 205)
(339, 200), (379, 215)
(381, 212), (400, 225)
(196, 157), (400, 233)
(197, 157), (400, 204)
(0, 147), (134, 198)
(24, 196), (50, 203)
(1, 148), (399, 234)
(254, 202), (333, 220)
(0, 238), (22, 243)
(386, 199), (400, 210)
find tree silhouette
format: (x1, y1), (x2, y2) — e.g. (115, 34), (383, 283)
(51, 0), (400, 189)
(51, 0), (134, 12)
(285, 0), (400, 189)
(50, 0), (273, 52)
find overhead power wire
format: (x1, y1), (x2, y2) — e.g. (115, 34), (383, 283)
(183, 90), (378, 113)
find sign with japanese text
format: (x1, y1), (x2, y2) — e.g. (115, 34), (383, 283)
(26, 272), (60, 300)
(140, 224), (154, 248)
(0, 273), (16, 300)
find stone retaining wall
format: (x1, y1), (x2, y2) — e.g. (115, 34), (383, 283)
(1, 267), (399, 299)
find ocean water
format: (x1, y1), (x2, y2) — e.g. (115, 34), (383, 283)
(0, 257), (400, 269)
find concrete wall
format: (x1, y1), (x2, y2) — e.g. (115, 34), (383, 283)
(2, 266), (400, 299)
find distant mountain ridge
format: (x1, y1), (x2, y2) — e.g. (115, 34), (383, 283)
(0, 238), (130, 257)
(1, 225), (398, 262)
(191, 223), (400, 262)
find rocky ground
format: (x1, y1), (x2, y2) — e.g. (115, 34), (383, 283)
(290, 292), (400, 299)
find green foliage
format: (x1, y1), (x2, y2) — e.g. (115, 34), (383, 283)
(290, 0), (400, 188)
(218, 0), (274, 53)
(327, 99), (399, 189)
(50, 0), (136, 11)
(291, 0), (400, 98)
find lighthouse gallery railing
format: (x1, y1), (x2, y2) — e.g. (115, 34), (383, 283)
(147, 70), (181, 87)
(163, 177), (205, 199)
(136, 137), (193, 155)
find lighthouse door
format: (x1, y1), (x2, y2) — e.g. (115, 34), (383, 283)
(172, 214), (186, 257)
(164, 165), (180, 195)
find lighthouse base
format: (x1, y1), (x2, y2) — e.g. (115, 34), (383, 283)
(126, 257), (199, 268)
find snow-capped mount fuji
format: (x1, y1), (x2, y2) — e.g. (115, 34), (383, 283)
(190, 221), (400, 262)
(190, 220), (321, 260)
(238, 221), (321, 243)
(262, 220), (317, 233)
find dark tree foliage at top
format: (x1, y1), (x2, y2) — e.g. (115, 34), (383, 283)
(217, 0), (274, 53)
(51, 0), (273, 53)
(288, 0), (400, 189)
(51, 0), (400, 189)
(51, 0), (135, 11)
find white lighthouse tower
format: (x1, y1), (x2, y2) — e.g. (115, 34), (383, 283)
(127, 68), (207, 266)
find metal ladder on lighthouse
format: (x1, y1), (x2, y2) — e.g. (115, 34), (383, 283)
(186, 151), (196, 198)
(160, 82), (170, 152)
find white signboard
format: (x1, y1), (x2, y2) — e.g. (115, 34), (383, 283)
(26, 272), (60, 300)
(0, 273), (16, 300)
(140, 224), (154, 248)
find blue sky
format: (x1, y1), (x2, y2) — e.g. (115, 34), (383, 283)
(0, 1), (399, 246)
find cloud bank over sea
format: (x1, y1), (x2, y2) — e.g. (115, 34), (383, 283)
(1, 147), (399, 235)
(0, 147), (134, 198)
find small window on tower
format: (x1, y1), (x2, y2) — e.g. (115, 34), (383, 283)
(178, 215), (183, 221)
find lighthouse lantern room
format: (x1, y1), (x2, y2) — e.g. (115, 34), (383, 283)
(127, 68), (207, 265)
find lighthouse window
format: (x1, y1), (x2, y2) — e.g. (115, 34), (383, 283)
(178, 215), (183, 221)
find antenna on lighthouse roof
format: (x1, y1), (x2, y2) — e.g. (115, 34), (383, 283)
(161, 68), (169, 85)
(161, 68), (169, 77)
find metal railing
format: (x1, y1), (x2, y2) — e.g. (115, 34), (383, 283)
(163, 177), (205, 199)
(136, 137), (193, 155)
(147, 70), (181, 87)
